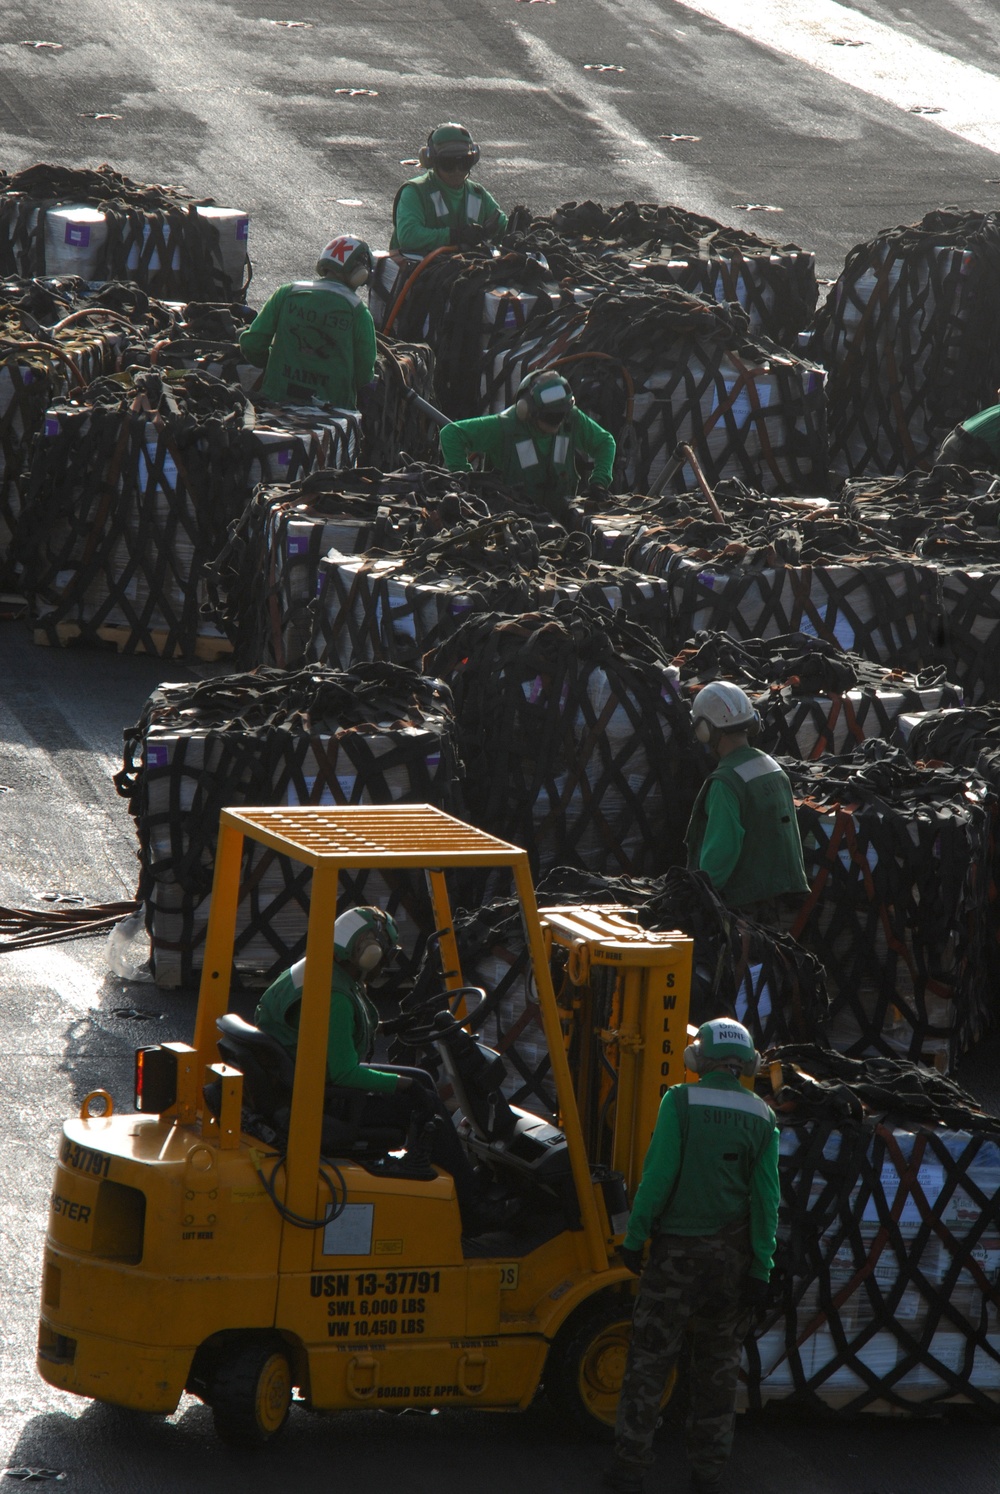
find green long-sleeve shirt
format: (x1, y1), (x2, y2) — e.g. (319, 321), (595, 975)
(255, 957), (398, 1093)
(238, 278), (377, 409)
(440, 406), (615, 505)
(699, 779), (745, 889)
(390, 173), (508, 254)
(962, 402), (1000, 458)
(624, 1073), (781, 1281)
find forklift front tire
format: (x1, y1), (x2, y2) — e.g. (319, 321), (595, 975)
(545, 1296), (636, 1439)
(208, 1340), (293, 1447)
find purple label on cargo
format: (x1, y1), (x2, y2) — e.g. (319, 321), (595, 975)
(236, 217), (249, 241)
(449, 598), (472, 615)
(425, 754), (441, 771)
(22, 368), (33, 385)
(276, 447), (291, 467)
(287, 535), (308, 556)
(697, 572), (717, 590)
(66, 223), (91, 247)
(146, 744), (169, 768)
(44, 415), (59, 437)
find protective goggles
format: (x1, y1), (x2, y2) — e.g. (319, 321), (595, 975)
(436, 153), (477, 172)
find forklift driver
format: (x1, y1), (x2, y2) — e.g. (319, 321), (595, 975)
(255, 906), (485, 1230)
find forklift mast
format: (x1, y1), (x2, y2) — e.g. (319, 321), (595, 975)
(540, 907), (693, 1202)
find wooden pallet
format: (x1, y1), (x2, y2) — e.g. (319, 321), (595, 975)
(33, 621), (234, 663)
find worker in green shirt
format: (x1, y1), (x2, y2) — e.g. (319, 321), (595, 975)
(390, 122), (508, 254)
(606, 1019), (780, 1494)
(936, 395), (1000, 472)
(439, 368), (617, 516)
(685, 681), (808, 923)
(238, 235), (377, 409)
(255, 906), (483, 1228)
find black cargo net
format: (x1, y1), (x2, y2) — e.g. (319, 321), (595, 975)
(624, 483), (945, 672)
(810, 210), (1000, 477)
(482, 285), (828, 495)
(509, 199), (818, 345)
(393, 865), (829, 1118)
(15, 367), (255, 657)
(362, 336), (439, 468)
(908, 706), (1000, 793)
(783, 741), (997, 1068)
(387, 201), (817, 421)
(115, 663), (461, 989)
(307, 514), (676, 670)
(671, 630), (961, 759)
(743, 1046), (1000, 1413)
(205, 464), (544, 669)
(0, 163), (250, 300)
(424, 603), (700, 880)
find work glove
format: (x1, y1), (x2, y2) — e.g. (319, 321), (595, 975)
(620, 1245), (644, 1276)
(451, 223), (488, 249)
(586, 481), (611, 507)
(742, 1275), (770, 1312)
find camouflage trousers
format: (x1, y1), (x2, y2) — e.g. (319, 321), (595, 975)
(614, 1226), (752, 1483)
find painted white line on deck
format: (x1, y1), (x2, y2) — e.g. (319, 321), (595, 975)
(669, 0), (1000, 155)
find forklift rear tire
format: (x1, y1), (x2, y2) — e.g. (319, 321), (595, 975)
(545, 1297), (677, 1440)
(208, 1341), (293, 1447)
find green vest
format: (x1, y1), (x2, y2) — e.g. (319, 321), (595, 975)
(656, 1080), (776, 1235)
(255, 958), (378, 1064)
(390, 171), (490, 246)
(686, 747), (809, 908)
(494, 405), (580, 504)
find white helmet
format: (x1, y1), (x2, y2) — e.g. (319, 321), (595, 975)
(691, 680), (759, 745)
(316, 235), (373, 289)
(684, 1018), (760, 1077)
(334, 906), (399, 973)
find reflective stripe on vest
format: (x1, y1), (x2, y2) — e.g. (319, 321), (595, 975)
(515, 438), (540, 469)
(687, 1086), (773, 1125)
(429, 190), (449, 219)
(732, 753), (783, 785)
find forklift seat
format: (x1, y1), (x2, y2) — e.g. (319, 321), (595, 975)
(213, 1013), (406, 1157)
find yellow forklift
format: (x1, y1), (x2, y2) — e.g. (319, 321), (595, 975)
(38, 805), (692, 1444)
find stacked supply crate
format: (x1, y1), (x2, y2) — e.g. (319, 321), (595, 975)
(786, 742), (997, 1069)
(308, 522), (675, 670)
(0, 162), (250, 301)
(483, 285), (828, 494)
(116, 665), (462, 987)
(744, 1050), (1000, 1412)
(672, 631), (963, 758)
(206, 466), (499, 668)
(811, 210), (1000, 477)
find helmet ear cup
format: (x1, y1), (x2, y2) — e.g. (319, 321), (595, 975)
(355, 935), (384, 974)
(346, 263), (370, 289)
(418, 142), (432, 169)
(684, 1042), (702, 1073)
(694, 716), (713, 746)
(515, 396), (530, 420)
